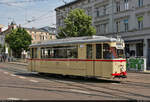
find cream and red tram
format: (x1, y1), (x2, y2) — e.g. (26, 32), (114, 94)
(28, 36), (127, 79)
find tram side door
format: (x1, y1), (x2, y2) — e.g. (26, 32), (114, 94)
(86, 44), (95, 76)
(31, 48), (37, 72)
(94, 44), (103, 77)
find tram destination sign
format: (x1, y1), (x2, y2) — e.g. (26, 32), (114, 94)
(116, 42), (123, 49)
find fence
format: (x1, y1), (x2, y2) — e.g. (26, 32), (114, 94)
(126, 57), (146, 71)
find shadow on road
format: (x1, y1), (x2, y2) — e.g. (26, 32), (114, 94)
(15, 72), (121, 83)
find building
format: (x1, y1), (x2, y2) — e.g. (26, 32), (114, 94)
(24, 27), (56, 44)
(55, 0), (150, 69)
(0, 22), (56, 59)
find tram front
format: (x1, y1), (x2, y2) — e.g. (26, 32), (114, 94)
(110, 38), (127, 78)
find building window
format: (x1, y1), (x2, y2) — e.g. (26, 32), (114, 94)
(138, 0), (143, 7)
(96, 25), (100, 33)
(103, 5), (106, 15)
(124, 0), (129, 10)
(96, 8), (99, 17)
(103, 23), (108, 33)
(124, 19), (129, 32)
(34, 35), (36, 40)
(116, 21), (120, 32)
(116, 1), (120, 12)
(136, 43), (143, 56)
(88, 0), (91, 3)
(137, 16), (143, 30)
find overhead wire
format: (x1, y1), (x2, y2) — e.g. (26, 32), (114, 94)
(0, 0), (72, 27)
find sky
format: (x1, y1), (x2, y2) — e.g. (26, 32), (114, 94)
(0, 0), (74, 28)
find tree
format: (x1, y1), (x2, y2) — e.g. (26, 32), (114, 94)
(57, 8), (96, 38)
(5, 27), (32, 58)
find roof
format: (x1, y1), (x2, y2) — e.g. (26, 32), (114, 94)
(30, 36), (117, 47)
(24, 28), (49, 33)
(55, 0), (83, 10)
(39, 26), (56, 35)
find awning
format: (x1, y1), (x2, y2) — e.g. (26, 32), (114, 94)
(125, 39), (143, 44)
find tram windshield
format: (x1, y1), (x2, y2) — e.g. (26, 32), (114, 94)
(109, 47), (125, 59)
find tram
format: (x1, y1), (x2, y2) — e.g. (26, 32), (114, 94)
(28, 36), (127, 79)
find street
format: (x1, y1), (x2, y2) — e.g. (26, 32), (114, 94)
(0, 63), (150, 100)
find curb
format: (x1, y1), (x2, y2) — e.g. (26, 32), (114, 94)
(127, 71), (150, 74)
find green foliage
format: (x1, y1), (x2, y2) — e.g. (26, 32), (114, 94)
(5, 27), (32, 58)
(57, 8), (96, 38)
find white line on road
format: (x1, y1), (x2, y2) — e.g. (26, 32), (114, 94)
(10, 74), (17, 77)
(69, 89), (90, 94)
(4, 72), (9, 74)
(111, 83), (120, 85)
(7, 98), (20, 100)
(29, 79), (39, 83)
(18, 76), (26, 79)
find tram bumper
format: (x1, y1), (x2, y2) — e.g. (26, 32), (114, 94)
(112, 71), (127, 79)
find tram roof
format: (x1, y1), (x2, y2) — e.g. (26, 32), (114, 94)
(30, 36), (118, 47)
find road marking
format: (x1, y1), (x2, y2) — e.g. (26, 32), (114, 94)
(29, 79), (39, 83)
(69, 89), (90, 94)
(111, 83), (120, 85)
(4, 72), (9, 74)
(10, 74), (17, 77)
(7, 98), (20, 100)
(18, 76), (26, 79)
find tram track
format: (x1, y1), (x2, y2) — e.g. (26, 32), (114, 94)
(32, 74), (136, 100)
(121, 81), (150, 88)
(35, 74), (150, 100)
(0, 84), (117, 99)
(1, 64), (150, 100)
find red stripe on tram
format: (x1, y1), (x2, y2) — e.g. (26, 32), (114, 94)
(27, 58), (126, 62)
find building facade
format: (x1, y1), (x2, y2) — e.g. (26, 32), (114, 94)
(25, 27), (56, 44)
(0, 22), (56, 59)
(55, 0), (150, 69)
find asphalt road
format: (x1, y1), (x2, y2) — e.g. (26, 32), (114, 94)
(0, 62), (150, 100)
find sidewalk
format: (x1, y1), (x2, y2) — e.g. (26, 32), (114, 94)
(127, 70), (150, 74)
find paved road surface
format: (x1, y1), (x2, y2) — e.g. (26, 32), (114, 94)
(0, 63), (150, 100)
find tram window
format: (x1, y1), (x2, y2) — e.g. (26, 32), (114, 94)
(96, 44), (102, 59)
(41, 48), (45, 58)
(67, 47), (78, 58)
(40, 46), (78, 59)
(31, 48), (34, 58)
(87, 44), (92, 59)
(103, 44), (111, 59)
(117, 49), (125, 58)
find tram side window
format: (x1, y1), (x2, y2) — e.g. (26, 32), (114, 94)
(103, 44), (111, 59)
(40, 46), (78, 59)
(96, 44), (102, 59)
(41, 48), (45, 58)
(31, 48), (34, 58)
(87, 44), (92, 59)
